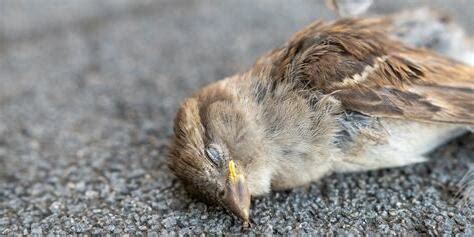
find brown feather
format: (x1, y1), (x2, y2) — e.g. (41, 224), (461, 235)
(254, 17), (474, 125)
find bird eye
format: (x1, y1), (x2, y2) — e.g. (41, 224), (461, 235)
(205, 146), (222, 166)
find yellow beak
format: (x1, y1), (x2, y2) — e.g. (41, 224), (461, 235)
(223, 160), (251, 222)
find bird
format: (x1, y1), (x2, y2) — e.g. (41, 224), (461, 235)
(168, 14), (474, 225)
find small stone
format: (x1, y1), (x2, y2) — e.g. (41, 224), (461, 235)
(298, 222), (308, 229)
(127, 169), (146, 179)
(49, 201), (63, 213)
(0, 217), (10, 225)
(106, 225), (116, 232)
(30, 224), (42, 234)
(75, 182), (86, 192)
(264, 224), (273, 233)
(85, 190), (98, 199)
(92, 209), (102, 214)
(453, 215), (466, 225)
(161, 217), (176, 229)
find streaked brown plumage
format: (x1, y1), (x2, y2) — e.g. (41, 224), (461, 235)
(256, 18), (474, 124)
(169, 13), (474, 224)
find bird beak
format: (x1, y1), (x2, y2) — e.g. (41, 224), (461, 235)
(223, 160), (251, 222)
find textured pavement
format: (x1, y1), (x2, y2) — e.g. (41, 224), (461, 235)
(0, 0), (473, 235)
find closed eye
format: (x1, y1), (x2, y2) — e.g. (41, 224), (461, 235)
(205, 146), (222, 167)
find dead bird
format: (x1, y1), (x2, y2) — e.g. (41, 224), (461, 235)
(168, 14), (474, 224)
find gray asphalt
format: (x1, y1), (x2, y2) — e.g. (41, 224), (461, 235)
(0, 0), (473, 235)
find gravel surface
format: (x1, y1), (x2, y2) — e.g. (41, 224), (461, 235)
(0, 0), (473, 235)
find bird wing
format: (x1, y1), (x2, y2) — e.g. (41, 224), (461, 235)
(254, 18), (474, 125)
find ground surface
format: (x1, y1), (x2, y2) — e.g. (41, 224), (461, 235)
(0, 0), (473, 235)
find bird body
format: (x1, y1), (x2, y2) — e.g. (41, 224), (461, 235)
(188, 70), (467, 195)
(169, 14), (474, 223)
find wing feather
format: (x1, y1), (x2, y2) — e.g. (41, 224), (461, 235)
(254, 17), (474, 125)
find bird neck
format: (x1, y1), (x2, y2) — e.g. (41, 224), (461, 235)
(226, 75), (343, 194)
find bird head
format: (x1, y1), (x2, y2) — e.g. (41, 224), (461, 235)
(169, 80), (260, 223)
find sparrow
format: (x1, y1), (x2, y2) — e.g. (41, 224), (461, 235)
(168, 14), (474, 224)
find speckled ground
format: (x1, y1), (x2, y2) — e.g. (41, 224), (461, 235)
(0, 0), (473, 235)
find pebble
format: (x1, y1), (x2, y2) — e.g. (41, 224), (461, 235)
(161, 217), (177, 229)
